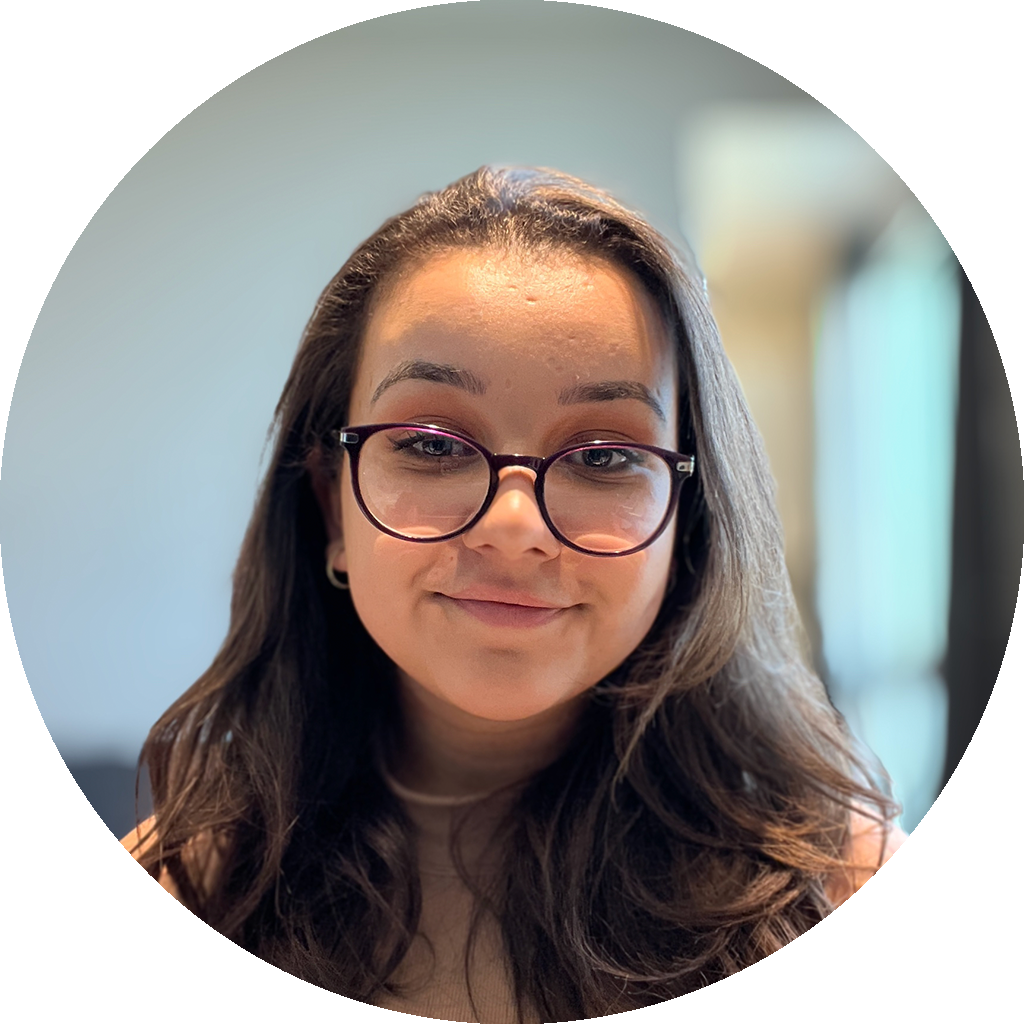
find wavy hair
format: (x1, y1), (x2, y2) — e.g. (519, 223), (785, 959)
(136, 166), (896, 1020)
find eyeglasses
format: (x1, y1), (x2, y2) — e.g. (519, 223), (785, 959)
(337, 423), (696, 557)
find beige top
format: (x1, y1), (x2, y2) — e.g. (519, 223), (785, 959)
(375, 775), (519, 1023)
(369, 774), (905, 1022)
(122, 796), (903, 1023)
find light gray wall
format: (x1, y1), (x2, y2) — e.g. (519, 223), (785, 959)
(0, 3), (816, 760)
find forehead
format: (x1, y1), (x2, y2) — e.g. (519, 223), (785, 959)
(352, 248), (677, 416)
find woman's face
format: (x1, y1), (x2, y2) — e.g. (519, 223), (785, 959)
(330, 247), (679, 723)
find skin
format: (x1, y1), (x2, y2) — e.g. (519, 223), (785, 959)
(126, 246), (907, 902)
(318, 247), (679, 796)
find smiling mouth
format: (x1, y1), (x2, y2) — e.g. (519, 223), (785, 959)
(434, 595), (570, 628)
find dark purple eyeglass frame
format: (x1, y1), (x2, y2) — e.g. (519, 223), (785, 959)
(336, 422), (697, 557)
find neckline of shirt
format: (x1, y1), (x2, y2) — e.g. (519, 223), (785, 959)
(381, 766), (500, 808)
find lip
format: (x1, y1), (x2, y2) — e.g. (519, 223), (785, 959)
(443, 586), (567, 608)
(435, 587), (573, 628)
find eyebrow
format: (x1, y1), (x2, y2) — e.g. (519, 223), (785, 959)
(371, 359), (666, 422)
(371, 360), (488, 403)
(557, 380), (667, 422)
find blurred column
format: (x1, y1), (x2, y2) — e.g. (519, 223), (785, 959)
(700, 227), (835, 658)
(942, 270), (1024, 786)
(814, 209), (960, 830)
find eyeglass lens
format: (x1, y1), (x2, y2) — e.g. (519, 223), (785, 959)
(357, 427), (673, 554)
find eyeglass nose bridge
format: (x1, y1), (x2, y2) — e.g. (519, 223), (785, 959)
(491, 453), (545, 474)
(473, 452), (558, 548)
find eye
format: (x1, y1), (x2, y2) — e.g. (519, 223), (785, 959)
(580, 449), (620, 469)
(564, 446), (643, 471)
(419, 436), (459, 458)
(391, 432), (476, 458)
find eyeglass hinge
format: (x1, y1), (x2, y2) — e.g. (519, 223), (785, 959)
(339, 431), (360, 445)
(676, 456), (696, 474)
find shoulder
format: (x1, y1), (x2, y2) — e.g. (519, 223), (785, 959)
(121, 815), (223, 905)
(825, 807), (907, 907)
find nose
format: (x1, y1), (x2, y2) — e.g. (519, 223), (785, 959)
(462, 466), (561, 560)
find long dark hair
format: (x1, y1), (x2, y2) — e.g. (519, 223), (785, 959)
(137, 167), (896, 1019)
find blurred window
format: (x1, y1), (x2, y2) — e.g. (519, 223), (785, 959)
(814, 207), (960, 830)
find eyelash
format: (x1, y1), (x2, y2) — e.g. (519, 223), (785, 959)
(398, 426), (645, 455)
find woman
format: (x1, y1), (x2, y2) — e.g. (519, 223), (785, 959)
(124, 166), (903, 1021)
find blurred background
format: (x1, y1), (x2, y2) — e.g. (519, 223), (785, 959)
(0, 2), (1018, 837)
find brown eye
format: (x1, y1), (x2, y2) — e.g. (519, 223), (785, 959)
(390, 432), (479, 462)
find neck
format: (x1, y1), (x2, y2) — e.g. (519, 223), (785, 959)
(390, 671), (588, 799)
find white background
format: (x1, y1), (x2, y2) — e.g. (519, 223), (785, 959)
(1, 1), (1019, 1019)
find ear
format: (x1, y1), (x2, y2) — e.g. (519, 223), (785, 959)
(307, 446), (345, 570)
(326, 536), (347, 576)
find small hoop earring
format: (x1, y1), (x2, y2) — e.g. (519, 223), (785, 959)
(326, 541), (349, 590)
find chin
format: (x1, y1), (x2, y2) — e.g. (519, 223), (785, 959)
(431, 661), (593, 723)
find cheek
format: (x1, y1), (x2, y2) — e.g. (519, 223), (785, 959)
(338, 462), (382, 569)
(339, 473), (453, 650)
(341, 485), (439, 602)
(344, 529), (445, 677)
(589, 542), (673, 655)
